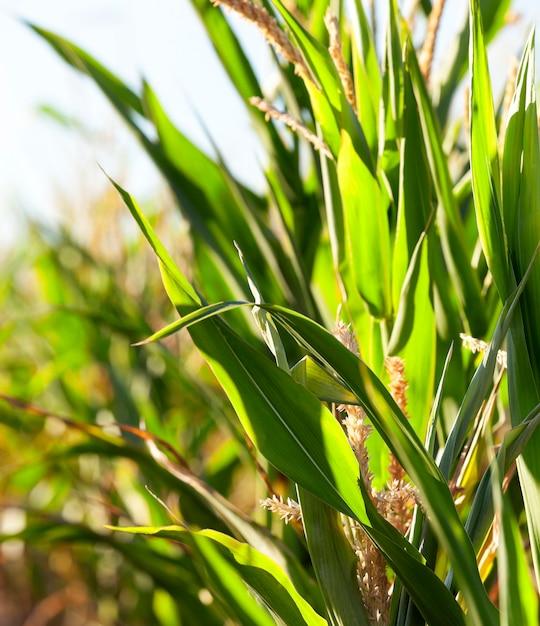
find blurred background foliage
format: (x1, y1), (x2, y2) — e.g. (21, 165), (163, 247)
(1, 184), (263, 623)
(1, 0), (539, 624)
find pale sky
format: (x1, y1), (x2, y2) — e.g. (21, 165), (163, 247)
(0, 0), (272, 242)
(0, 1), (538, 244)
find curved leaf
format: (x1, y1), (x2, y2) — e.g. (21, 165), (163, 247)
(266, 305), (495, 625)
(108, 526), (327, 626)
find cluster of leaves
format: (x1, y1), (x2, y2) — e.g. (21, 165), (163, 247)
(1, 0), (540, 624)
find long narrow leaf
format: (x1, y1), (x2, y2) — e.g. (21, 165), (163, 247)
(338, 130), (392, 319)
(469, 0), (507, 296)
(406, 39), (486, 336)
(298, 489), (370, 626)
(491, 434), (539, 626)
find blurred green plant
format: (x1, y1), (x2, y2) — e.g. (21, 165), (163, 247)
(2, 0), (540, 624)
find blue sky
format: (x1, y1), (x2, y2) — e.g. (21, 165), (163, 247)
(1, 1), (539, 243)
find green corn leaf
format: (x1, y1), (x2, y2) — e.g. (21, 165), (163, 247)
(290, 356), (360, 406)
(406, 39), (486, 337)
(108, 526), (328, 626)
(439, 243), (538, 481)
(337, 130), (392, 319)
(271, 0), (371, 167)
(235, 242), (289, 370)
(114, 177), (467, 623)
(426, 344), (454, 458)
(306, 0), (333, 40)
(111, 178), (378, 528)
(391, 64), (433, 309)
(142, 82), (289, 308)
(266, 306), (494, 625)
(347, 0), (380, 97)
(319, 155), (382, 371)
(386, 66), (437, 435)
(503, 28), (540, 375)
(175, 534), (278, 626)
(469, 0), (507, 296)
(106, 176), (201, 309)
(383, 0), (405, 139)
(465, 402), (540, 553)
(270, 0), (343, 157)
(502, 28), (536, 255)
(263, 168), (320, 318)
(378, 0), (405, 202)
(195, 323), (372, 524)
(388, 226), (427, 354)
(490, 432), (539, 626)
(320, 151), (346, 272)
(388, 231), (436, 437)
(297, 489), (370, 626)
(348, 0), (381, 160)
(270, 0), (337, 102)
(389, 228), (429, 355)
(132, 301), (250, 346)
(501, 26), (540, 591)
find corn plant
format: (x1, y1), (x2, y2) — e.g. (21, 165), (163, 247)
(2, 0), (540, 624)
